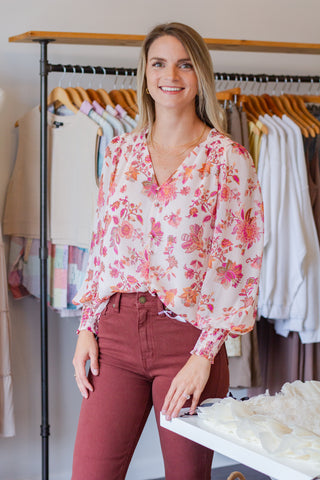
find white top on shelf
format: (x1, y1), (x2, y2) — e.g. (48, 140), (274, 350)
(160, 410), (320, 480)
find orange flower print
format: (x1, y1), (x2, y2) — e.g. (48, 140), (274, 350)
(221, 238), (233, 249)
(181, 165), (195, 184)
(189, 207), (198, 217)
(198, 161), (211, 178)
(164, 288), (178, 306)
(220, 185), (231, 201)
(182, 224), (204, 253)
(216, 260), (243, 288)
(180, 286), (198, 307)
(157, 181), (178, 205)
(233, 208), (261, 250)
(119, 221), (134, 239)
(85, 269), (93, 282)
(125, 165), (139, 182)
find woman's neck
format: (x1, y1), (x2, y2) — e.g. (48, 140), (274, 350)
(150, 109), (206, 148)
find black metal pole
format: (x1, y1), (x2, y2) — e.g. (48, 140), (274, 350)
(39, 39), (50, 480)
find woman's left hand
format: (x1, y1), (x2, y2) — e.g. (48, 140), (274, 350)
(161, 354), (211, 420)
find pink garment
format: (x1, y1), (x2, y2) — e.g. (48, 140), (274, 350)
(73, 129), (264, 362)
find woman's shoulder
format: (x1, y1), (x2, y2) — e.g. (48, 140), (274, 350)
(206, 129), (251, 161)
(107, 129), (146, 151)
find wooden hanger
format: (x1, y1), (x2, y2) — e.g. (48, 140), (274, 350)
(282, 95), (315, 137)
(272, 95), (309, 137)
(120, 89), (139, 114)
(47, 87), (78, 114)
(294, 95), (320, 131)
(238, 95), (268, 134)
(96, 88), (116, 108)
(216, 87), (241, 101)
(75, 86), (91, 103)
(256, 95), (274, 117)
(127, 88), (137, 105)
(248, 95), (266, 117)
(283, 94), (317, 136)
(65, 87), (83, 109)
(261, 94), (283, 117)
(301, 94), (320, 104)
(86, 88), (104, 106)
(109, 89), (136, 118)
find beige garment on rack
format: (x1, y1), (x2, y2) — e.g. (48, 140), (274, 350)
(3, 106), (100, 247)
(3, 105), (46, 238)
(50, 111), (100, 248)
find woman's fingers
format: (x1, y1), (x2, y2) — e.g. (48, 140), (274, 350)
(161, 354), (211, 420)
(72, 330), (99, 399)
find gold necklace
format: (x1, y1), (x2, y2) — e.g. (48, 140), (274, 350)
(149, 124), (207, 157)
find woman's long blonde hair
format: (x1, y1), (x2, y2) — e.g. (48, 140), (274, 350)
(136, 22), (226, 133)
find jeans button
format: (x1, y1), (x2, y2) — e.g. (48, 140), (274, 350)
(139, 295), (147, 304)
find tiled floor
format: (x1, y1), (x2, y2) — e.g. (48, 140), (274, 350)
(154, 463), (271, 479)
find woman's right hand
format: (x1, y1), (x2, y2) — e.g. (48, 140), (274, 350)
(72, 330), (99, 398)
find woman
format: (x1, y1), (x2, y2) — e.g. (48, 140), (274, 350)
(72, 22), (264, 480)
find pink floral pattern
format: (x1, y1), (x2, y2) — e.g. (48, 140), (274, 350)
(73, 130), (264, 361)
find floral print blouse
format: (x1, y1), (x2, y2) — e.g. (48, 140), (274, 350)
(73, 128), (264, 362)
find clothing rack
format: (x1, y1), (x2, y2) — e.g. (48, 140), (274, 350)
(8, 31), (320, 480)
(50, 63), (320, 85)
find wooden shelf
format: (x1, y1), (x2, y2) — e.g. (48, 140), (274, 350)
(9, 31), (320, 54)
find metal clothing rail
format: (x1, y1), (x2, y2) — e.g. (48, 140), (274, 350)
(9, 33), (320, 480)
(50, 63), (320, 84)
(214, 72), (320, 83)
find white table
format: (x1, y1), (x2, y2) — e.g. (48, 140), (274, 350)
(160, 409), (320, 480)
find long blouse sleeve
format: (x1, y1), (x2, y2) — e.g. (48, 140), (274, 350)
(190, 143), (264, 362)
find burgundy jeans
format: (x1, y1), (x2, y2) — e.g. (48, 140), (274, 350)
(72, 292), (229, 480)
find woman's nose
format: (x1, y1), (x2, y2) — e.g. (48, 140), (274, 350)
(164, 64), (179, 81)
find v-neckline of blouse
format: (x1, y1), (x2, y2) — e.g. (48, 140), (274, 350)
(143, 128), (215, 188)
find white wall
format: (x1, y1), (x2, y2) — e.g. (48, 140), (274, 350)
(0, 1), (319, 479)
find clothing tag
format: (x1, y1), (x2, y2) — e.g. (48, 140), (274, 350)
(53, 120), (64, 128)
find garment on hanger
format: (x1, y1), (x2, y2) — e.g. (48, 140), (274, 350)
(3, 106), (101, 247)
(222, 98), (261, 387)
(250, 317), (320, 396)
(225, 89), (320, 390)
(0, 87), (15, 437)
(0, 224), (15, 437)
(257, 112), (320, 342)
(50, 109), (101, 248)
(7, 236), (88, 317)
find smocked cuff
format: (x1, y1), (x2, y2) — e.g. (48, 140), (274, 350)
(190, 328), (229, 363)
(76, 305), (99, 335)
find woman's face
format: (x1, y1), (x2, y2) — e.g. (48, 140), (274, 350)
(145, 35), (199, 116)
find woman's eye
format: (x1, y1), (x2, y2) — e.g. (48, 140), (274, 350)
(180, 63), (193, 69)
(152, 62), (164, 68)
